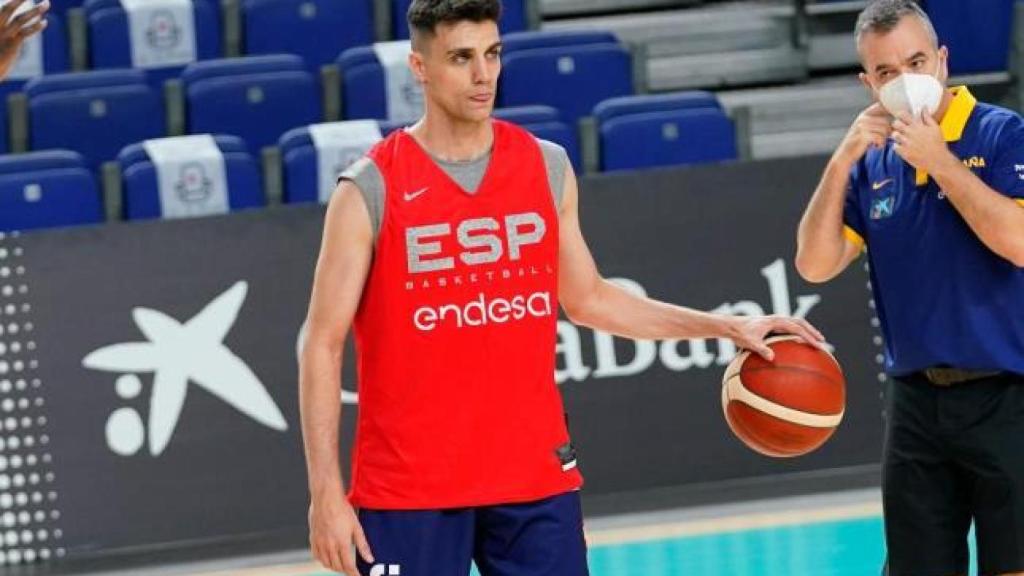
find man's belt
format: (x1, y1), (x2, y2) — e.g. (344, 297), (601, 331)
(922, 367), (1003, 387)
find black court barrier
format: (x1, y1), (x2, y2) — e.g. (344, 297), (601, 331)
(0, 154), (882, 565)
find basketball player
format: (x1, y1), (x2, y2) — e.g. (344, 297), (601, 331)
(0, 0), (49, 81)
(301, 1), (824, 575)
(796, 1), (1024, 574)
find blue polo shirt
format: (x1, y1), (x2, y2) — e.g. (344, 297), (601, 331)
(843, 86), (1024, 376)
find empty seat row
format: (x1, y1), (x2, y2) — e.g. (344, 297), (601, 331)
(51, 0), (534, 78)
(0, 90), (740, 232)
(335, 30), (635, 124)
(8, 31), (636, 170)
(280, 105), (581, 204)
(8, 0), (1016, 121)
(12, 55), (324, 170)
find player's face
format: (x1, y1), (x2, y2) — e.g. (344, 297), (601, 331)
(414, 20), (502, 123)
(857, 15), (948, 98)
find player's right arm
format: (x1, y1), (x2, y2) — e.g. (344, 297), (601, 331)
(796, 103), (890, 283)
(300, 180), (375, 576)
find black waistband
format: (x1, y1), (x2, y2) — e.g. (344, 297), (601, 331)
(918, 367), (1006, 386)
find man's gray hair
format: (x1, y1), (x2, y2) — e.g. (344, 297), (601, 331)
(855, 0), (938, 48)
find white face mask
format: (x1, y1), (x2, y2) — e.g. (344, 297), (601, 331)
(877, 60), (944, 117)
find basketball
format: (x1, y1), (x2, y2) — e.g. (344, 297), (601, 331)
(721, 335), (846, 458)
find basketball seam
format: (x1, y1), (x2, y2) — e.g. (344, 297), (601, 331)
(726, 402), (831, 457)
(725, 375), (844, 428)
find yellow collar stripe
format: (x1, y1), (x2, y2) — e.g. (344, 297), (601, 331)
(915, 86), (977, 186)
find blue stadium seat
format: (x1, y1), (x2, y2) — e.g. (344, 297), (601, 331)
(118, 134), (249, 167)
(593, 91), (721, 122)
(501, 30), (620, 52)
(594, 92), (737, 172)
(924, 0), (1014, 74)
(25, 69), (165, 169)
(35, 9), (70, 74)
(279, 128), (327, 205)
(0, 150), (103, 232)
(493, 105), (580, 171)
(281, 109), (579, 204)
(336, 44), (427, 121)
(336, 45), (387, 120)
(182, 55), (321, 155)
(241, 0), (373, 70)
(279, 121), (388, 204)
(50, 0), (84, 13)
(378, 119), (409, 134)
(117, 135), (264, 220)
(392, 0), (528, 39)
(493, 105), (559, 125)
(85, 0), (221, 86)
(498, 30), (633, 123)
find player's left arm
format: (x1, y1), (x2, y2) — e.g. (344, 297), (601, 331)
(556, 161), (824, 361)
(893, 111), (1024, 267)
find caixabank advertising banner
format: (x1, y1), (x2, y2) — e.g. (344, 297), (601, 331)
(0, 155), (881, 564)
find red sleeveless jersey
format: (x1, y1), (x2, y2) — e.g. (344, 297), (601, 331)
(348, 120), (582, 509)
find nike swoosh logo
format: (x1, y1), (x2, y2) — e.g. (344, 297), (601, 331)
(404, 187), (428, 201)
(872, 178), (894, 191)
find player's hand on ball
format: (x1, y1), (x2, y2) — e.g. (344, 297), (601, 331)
(309, 495), (374, 575)
(727, 315), (826, 361)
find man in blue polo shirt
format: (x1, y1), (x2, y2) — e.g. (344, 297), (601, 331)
(796, 1), (1024, 575)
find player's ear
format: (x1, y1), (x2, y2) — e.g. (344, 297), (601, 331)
(937, 45), (949, 84)
(409, 50), (427, 85)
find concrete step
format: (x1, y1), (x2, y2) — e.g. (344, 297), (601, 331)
(718, 81), (869, 134)
(752, 128), (848, 159)
(649, 46), (808, 91)
(545, 4), (794, 56)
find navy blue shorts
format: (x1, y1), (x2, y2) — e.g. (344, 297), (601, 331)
(356, 491), (589, 576)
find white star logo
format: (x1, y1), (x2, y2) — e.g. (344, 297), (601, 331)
(83, 281), (287, 457)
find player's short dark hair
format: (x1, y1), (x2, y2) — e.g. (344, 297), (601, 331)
(407, 0), (502, 42)
(855, 0), (938, 48)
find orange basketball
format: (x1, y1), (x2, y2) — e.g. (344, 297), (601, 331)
(721, 335), (846, 458)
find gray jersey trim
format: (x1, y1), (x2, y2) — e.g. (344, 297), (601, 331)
(537, 138), (569, 212)
(338, 138), (570, 242)
(338, 157), (385, 240)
